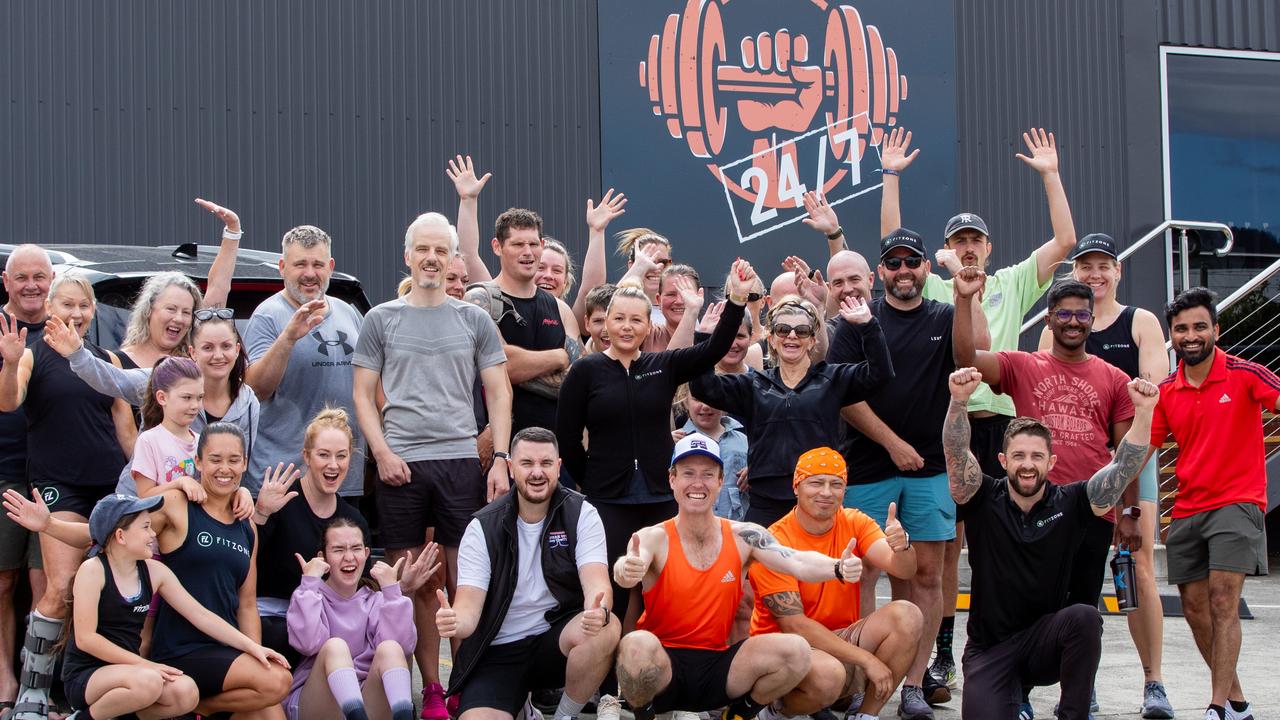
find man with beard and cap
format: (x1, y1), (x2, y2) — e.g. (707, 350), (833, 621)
(244, 225), (366, 496)
(942, 366), (1157, 720)
(1146, 287), (1277, 720)
(825, 229), (988, 719)
(436, 426), (619, 720)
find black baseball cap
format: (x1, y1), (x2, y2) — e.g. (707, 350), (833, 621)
(944, 213), (990, 239)
(1070, 233), (1118, 261)
(880, 228), (926, 260)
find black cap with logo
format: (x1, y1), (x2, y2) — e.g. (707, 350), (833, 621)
(880, 228), (927, 260)
(1070, 233), (1118, 261)
(944, 213), (990, 240)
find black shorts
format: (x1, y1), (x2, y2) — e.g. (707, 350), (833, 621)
(0, 478), (42, 570)
(62, 664), (98, 711)
(744, 495), (794, 528)
(33, 480), (115, 519)
(157, 644), (243, 698)
(653, 642), (745, 714)
(968, 414), (1011, 479)
(375, 458), (484, 549)
(454, 614), (575, 716)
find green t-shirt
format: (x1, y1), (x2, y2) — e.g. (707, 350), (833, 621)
(922, 253), (1053, 416)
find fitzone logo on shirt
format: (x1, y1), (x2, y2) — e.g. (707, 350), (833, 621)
(310, 330), (354, 367)
(196, 530), (252, 558)
(1035, 511), (1064, 528)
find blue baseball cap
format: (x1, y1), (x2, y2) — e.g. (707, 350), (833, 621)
(88, 494), (164, 552)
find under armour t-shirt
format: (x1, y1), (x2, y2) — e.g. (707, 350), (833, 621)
(245, 292), (364, 496)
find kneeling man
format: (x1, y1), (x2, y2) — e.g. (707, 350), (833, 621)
(436, 427), (620, 720)
(614, 434), (863, 720)
(750, 447), (923, 720)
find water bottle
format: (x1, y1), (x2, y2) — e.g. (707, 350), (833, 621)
(1111, 544), (1138, 613)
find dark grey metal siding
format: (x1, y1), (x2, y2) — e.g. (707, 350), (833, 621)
(1159, 0), (1280, 50)
(2, 1), (601, 303)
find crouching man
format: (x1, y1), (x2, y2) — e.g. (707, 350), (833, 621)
(436, 427), (620, 720)
(749, 447), (923, 720)
(614, 434), (864, 720)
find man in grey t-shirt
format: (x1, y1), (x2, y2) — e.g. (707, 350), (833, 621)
(244, 224), (365, 496)
(353, 211), (513, 710)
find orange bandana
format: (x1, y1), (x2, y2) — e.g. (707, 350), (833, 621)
(793, 447), (847, 488)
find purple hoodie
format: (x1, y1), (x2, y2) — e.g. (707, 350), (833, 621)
(286, 575), (417, 693)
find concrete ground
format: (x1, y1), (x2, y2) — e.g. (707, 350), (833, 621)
(428, 557), (1280, 719)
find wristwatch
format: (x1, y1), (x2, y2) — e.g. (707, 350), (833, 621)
(1121, 506), (1142, 519)
(493, 451), (510, 462)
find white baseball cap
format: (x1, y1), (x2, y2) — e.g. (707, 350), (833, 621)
(670, 432), (722, 468)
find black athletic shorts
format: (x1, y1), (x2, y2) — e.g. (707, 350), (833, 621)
(375, 458), (485, 549)
(33, 480), (116, 519)
(454, 613), (575, 716)
(157, 644), (243, 698)
(653, 641), (745, 714)
(63, 665), (97, 711)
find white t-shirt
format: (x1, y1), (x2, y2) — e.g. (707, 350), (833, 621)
(456, 501), (607, 645)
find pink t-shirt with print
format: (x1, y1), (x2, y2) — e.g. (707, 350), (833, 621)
(131, 425), (198, 486)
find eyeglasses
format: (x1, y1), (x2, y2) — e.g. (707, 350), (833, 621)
(773, 323), (815, 339)
(882, 256), (924, 271)
(195, 307), (235, 322)
(1051, 309), (1094, 324)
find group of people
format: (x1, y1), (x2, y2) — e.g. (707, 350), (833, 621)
(0, 129), (1270, 720)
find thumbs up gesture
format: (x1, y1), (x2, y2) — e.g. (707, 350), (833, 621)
(884, 502), (911, 553)
(581, 591), (608, 637)
(837, 538), (863, 584)
(435, 589), (457, 638)
(614, 533), (649, 588)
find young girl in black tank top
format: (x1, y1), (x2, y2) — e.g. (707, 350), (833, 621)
(61, 493), (279, 720)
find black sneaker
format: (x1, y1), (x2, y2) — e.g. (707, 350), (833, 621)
(530, 688), (562, 715)
(922, 670), (952, 705)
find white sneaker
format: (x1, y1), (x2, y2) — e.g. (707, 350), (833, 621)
(1225, 701), (1254, 720)
(595, 695), (622, 720)
(671, 712), (702, 720)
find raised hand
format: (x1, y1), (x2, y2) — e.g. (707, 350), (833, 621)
(296, 552), (330, 578)
(446, 155), (492, 200)
(883, 502), (910, 552)
(838, 538), (862, 584)
(586, 189), (628, 233)
(284, 299), (327, 342)
(1014, 128), (1059, 176)
(631, 243), (663, 278)
(3, 488), (50, 533)
(952, 266), (987, 300)
(194, 198), (242, 234)
(41, 315), (83, 357)
(435, 589), (458, 638)
(934, 248), (962, 275)
(1127, 377), (1159, 410)
(398, 543), (443, 595)
(696, 301), (725, 334)
(671, 275), (704, 315)
(838, 295), (872, 325)
(255, 463), (301, 518)
(787, 256), (828, 308)
(724, 259), (759, 302)
(581, 591), (608, 637)
(880, 127), (919, 173)
(0, 314), (29, 365)
(949, 367), (984, 402)
(800, 191), (840, 236)
(370, 557), (404, 589)
(614, 533), (649, 588)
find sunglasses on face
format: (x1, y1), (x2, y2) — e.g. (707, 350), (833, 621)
(773, 323), (815, 339)
(1051, 309), (1094, 324)
(882, 256), (924, 271)
(194, 307), (235, 322)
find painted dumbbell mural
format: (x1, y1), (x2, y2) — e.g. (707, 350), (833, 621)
(637, 0), (908, 241)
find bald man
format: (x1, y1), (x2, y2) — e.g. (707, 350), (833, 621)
(0, 244), (53, 711)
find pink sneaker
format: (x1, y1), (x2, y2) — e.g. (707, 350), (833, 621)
(421, 682), (449, 720)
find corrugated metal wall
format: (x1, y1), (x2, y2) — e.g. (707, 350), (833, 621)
(2, 1), (601, 302)
(1160, 0), (1280, 49)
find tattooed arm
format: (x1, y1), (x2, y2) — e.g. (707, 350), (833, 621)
(760, 590), (895, 698)
(1087, 377), (1159, 515)
(734, 523), (853, 583)
(944, 369), (985, 505)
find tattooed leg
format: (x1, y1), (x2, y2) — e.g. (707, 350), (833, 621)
(615, 631), (672, 708)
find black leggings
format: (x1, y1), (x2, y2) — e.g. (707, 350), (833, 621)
(962, 604), (1102, 720)
(1067, 514), (1114, 608)
(592, 499), (678, 623)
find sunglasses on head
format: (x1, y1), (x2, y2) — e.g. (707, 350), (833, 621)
(882, 256), (924, 271)
(194, 307), (235, 322)
(1051, 309), (1093, 324)
(773, 323), (815, 339)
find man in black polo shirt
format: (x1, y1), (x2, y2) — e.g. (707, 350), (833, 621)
(941, 367), (1157, 720)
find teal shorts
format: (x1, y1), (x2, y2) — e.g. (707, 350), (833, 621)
(1137, 453), (1159, 505)
(843, 473), (957, 542)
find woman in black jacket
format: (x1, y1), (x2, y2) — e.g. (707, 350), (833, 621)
(556, 259), (758, 622)
(691, 294), (894, 526)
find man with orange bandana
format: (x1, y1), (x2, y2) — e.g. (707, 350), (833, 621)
(613, 434), (864, 720)
(749, 448), (922, 720)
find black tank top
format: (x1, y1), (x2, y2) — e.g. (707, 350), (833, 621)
(152, 501), (255, 660)
(499, 289), (566, 433)
(0, 319), (44, 483)
(62, 557), (152, 677)
(1087, 305), (1141, 379)
(24, 341), (127, 487)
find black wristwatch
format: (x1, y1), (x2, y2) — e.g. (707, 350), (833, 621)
(1121, 506), (1142, 519)
(493, 451), (510, 462)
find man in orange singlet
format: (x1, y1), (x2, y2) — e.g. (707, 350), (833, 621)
(613, 434), (863, 720)
(750, 448), (923, 720)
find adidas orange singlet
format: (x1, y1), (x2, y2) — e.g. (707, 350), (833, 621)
(637, 517), (744, 650)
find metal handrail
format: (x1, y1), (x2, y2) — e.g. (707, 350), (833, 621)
(1161, 255), (1280, 352)
(1018, 219), (1235, 336)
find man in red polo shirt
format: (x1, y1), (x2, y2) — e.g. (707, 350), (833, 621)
(1149, 287), (1277, 720)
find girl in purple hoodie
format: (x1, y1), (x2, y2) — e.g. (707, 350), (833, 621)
(286, 517), (422, 720)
